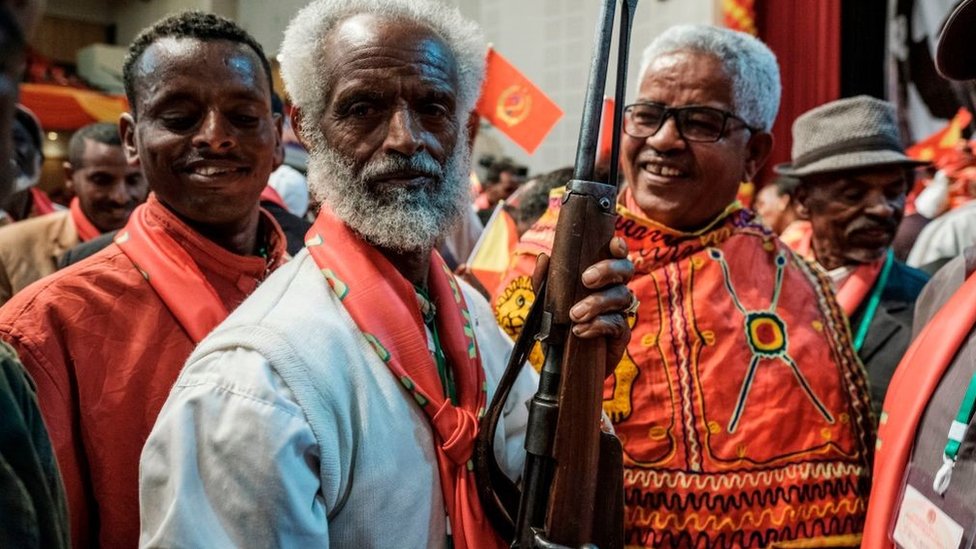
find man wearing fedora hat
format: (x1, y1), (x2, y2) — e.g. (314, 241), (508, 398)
(865, 1), (976, 546)
(778, 95), (930, 416)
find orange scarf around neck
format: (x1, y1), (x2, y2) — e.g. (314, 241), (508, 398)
(115, 196), (282, 343)
(69, 197), (102, 242)
(833, 256), (885, 317)
(29, 187), (56, 217)
(305, 208), (503, 549)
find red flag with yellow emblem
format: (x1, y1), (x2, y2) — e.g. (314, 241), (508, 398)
(475, 47), (563, 155)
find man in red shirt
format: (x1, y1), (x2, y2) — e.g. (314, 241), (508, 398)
(0, 12), (286, 547)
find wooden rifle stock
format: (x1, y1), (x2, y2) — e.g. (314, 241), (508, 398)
(474, 0), (638, 547)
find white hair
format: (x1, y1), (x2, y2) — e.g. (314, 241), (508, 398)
(638, 24), (781, 132)
(279, 0), (485, 133)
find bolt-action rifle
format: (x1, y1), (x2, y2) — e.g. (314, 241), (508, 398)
(473, 0), (638, 547)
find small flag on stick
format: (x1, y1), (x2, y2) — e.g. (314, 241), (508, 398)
(466, 201), (519, 297)
(475, 47), (564, 155)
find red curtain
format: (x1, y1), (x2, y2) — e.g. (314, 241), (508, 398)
(756, 0), (841, 182)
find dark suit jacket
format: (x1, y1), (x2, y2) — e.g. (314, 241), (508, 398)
(848, 259), (929, 416)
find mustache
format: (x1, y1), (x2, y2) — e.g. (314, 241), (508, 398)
(359, 151), (443, 182)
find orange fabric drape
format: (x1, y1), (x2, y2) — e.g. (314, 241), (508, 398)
(69, 197), (101, 242)
(19, 84), (128, 131)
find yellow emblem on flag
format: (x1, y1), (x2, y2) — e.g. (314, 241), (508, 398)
(496, 85), (532, 127)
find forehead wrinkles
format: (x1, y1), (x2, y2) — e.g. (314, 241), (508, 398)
(339, 42), (456, 80)
(322, 17), (458, 96)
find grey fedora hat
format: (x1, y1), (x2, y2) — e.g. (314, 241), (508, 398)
(937, 0), (976, 80)
(775, 95), (928, 178)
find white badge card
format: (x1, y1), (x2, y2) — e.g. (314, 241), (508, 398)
(892, 465), (976, 549)
(894, 485), (964, 549)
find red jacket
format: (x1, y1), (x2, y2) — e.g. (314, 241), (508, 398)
(0, 197), (286, 547)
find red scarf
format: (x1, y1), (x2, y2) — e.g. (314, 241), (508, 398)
(834, 257), (885, 316)
(29, 187), (56, 216)
(259, 185), (287, 210)
(305, 208), (503, 549)
(863, 271), (976, 547)
(115, 196), (283, 343)
(69, 197), (102, 242)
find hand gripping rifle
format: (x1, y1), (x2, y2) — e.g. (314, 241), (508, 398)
(473, 0), (638, 547)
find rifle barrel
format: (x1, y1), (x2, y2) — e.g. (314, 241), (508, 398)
(572, 0), (617, 182)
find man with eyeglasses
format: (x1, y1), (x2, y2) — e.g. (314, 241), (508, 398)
(496, 24), (872, 547)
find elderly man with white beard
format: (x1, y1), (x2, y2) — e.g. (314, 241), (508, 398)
(138, 0), (634, 547)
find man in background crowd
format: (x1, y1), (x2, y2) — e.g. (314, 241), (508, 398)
(0, 105), (57, 223)
(0, 122), (147, 304)
(475, 155), (527, 224)
(780, 95), (929, 415)
(505, 166), (573, 237)
(753, 174), (801, 236)
(0, 12), (287, 546)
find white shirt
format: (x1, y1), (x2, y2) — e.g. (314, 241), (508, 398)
(907, 200), (976, 268)
(139, 250), (537, 548)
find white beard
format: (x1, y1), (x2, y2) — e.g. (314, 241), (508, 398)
(306, 138), (470, 254)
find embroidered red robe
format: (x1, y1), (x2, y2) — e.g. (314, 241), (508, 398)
(495, 187), (873, 548)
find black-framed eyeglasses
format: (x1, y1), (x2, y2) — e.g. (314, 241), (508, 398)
(623, 102), (760, 143)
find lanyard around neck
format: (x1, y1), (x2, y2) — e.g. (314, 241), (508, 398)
(852, 249), (894, 353)
(933, 367), (976, 495)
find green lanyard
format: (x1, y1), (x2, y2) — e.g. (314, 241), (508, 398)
(852, 249), (894, 353)
(415, 287), (457, 548)
(933, 371), (976, 495)
(415, 287), (458, 405)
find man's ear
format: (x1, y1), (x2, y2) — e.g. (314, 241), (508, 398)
(744, 131), (774, 182)
(289, 106), (310, 150)
(119, 112), (139, 167)
(62, 160), (75, 192)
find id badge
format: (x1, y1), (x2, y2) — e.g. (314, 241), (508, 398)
(891, 464), (976, 549)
